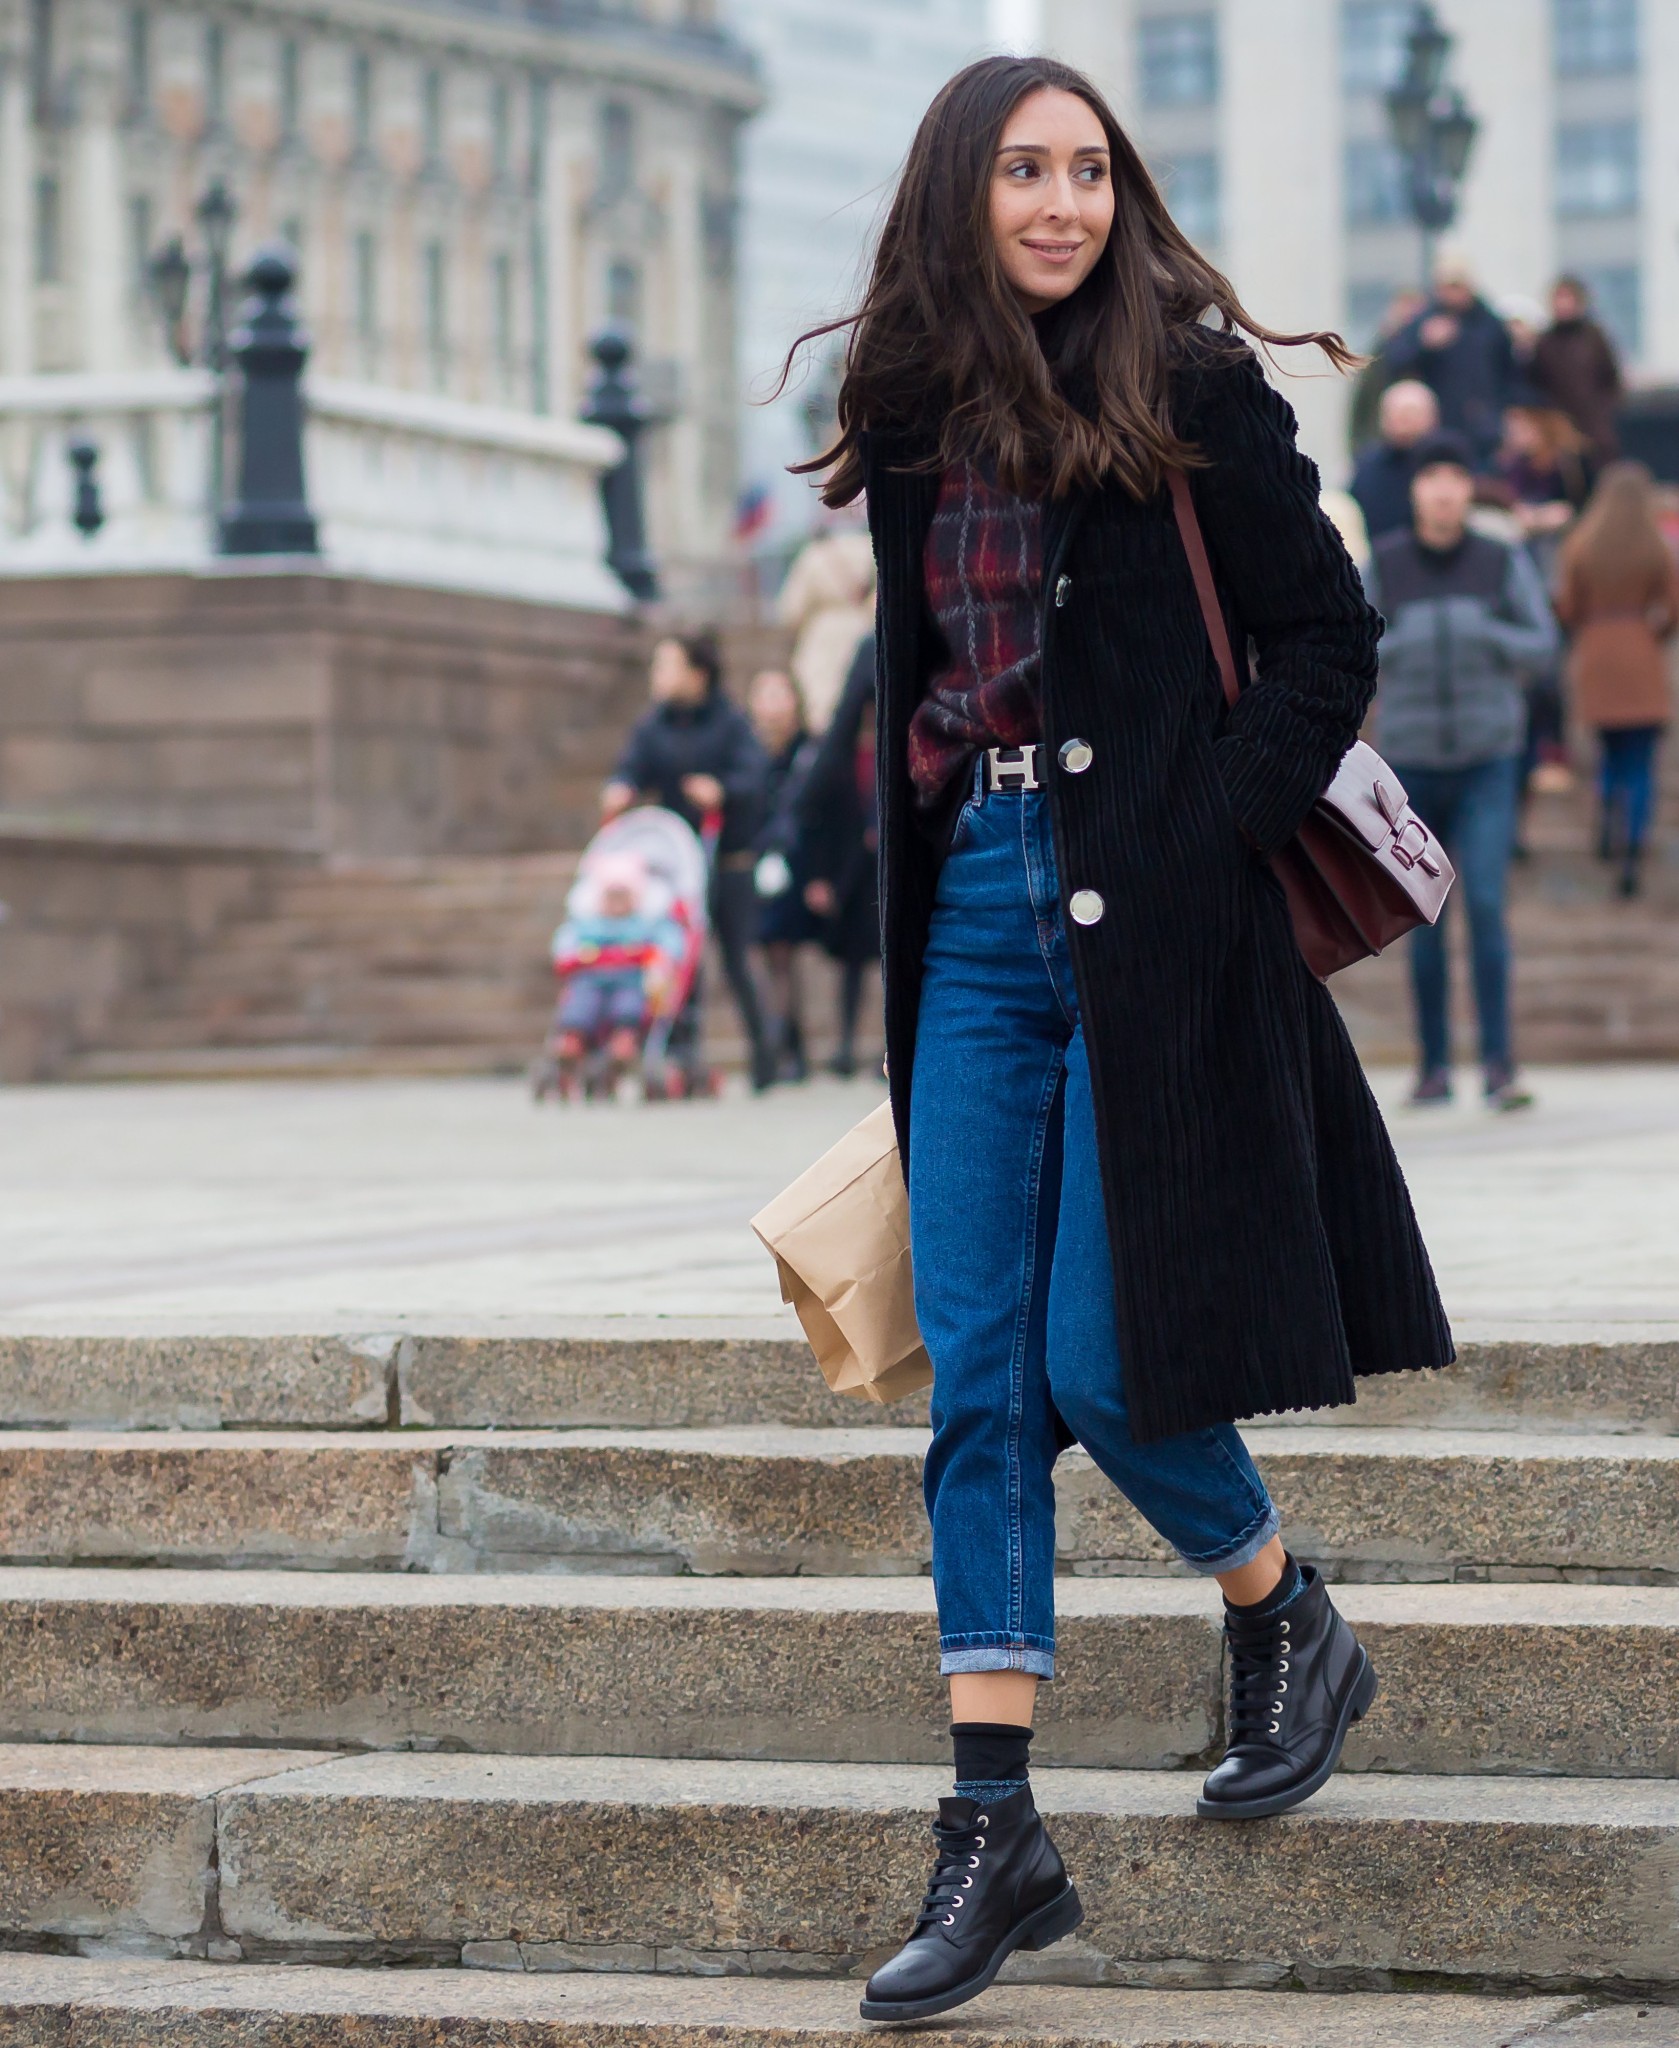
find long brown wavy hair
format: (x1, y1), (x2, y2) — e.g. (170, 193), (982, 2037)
(780, 55), (1356, 507)
(1557, 461), (1673, 596)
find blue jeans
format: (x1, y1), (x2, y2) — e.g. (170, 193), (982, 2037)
(1599, 726), (1663, 857)
(1392, 756), (1520, 1074)
(907, 783), (1280, 1680)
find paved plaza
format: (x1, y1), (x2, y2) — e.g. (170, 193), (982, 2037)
(3, 1064), (1677, 1341)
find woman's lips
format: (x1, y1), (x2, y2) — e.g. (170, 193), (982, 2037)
(1022, 241), (1083, 261)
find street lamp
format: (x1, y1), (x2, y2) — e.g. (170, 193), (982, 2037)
(1385, 3), (1479, 286)
(144, 180), (240, 540)
(147, 236), (192, 365)
(195, 180), (237, 373)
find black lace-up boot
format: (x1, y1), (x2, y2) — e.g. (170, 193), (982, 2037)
(859, 1783), (1082, 2022)
(1197, 1563), (1378, 1820)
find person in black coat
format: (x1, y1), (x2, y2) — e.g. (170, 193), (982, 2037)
(603, 632), (776, 1090)
(793, 636), (880, 1076)
(1382, 260), (1517, 469)
(745, 667), (822, 1081)
(1348, 376), (1439, 543)
(779, 55), (1452, 2025)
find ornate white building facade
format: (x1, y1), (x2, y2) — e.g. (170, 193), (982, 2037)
(0, 0), (760, 597)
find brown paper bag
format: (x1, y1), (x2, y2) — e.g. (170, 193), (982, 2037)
(750, 1099), (932, 1405)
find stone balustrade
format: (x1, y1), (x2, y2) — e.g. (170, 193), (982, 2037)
(0, 370), (628, 612)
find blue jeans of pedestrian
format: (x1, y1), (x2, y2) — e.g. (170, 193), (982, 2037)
(1599, 726), (1663, 857)
(907, 783), (1280, 1680)
(1392, 756), (1521, 1074)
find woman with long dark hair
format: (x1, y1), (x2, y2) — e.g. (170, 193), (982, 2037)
(780, 56), (1452, 2023)
(1554, 461), (1679, 897)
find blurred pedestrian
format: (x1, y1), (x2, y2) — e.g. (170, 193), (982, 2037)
(1347, 287), (1426, 453)
(603, 633), (778, 1091)
(1364, 433), (1559, 1110)
(1553, 462), (1679, 898)
(795, 638), (879, 1078)
(1349, 380), (1439, 545)
(1496, 294), (1546, 377)
(776, 525), (876, 733)
(1530, 276), (1624, 468)
(1384, 256), (1517, 468)
(1495, 401), (1593, 816)
(747, 667), (822, 1080)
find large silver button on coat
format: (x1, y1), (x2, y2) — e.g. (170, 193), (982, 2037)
(1058, 737), (1093, 774)
(1054, 574), (1072, 608)
(1068, 889), (1105, 926)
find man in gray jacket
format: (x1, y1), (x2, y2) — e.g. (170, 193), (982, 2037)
(1364, 432), (1559, 1111)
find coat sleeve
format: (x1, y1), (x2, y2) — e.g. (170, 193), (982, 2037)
(612, 713), (657, 790)
(1183, 349), (1384, 854)
(1379, 317), (1428, 381)
(1487, 546), (1560, 670)
(714, 706), (770, 806)
(1659, 558), (1679, 639)
(795, 640), (873, 883)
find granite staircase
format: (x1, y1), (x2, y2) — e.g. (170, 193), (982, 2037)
(0, 1329), (1675, 2044)
(49, 764), (1679, 1083)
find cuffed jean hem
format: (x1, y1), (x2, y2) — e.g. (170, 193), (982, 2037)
(940, 1641), (1058, 1680)
(1173, 1500), (1282, 1578)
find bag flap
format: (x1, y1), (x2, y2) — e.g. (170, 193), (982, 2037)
(1317, 740), (1415, 852)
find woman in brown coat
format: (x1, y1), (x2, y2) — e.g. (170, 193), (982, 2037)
(1554, 461), (1679, 896)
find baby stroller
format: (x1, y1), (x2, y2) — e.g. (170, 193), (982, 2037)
(531, 806), (720, 1103)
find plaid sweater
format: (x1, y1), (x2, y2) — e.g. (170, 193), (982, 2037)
(907, 459), (1044, 804)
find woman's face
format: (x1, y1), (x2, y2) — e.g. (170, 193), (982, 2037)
(749, 670), (800, 749)
(650, 639), (708, 706)
(988, 87), (1114, 317)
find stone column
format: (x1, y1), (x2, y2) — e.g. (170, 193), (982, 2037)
(1438, 0), (1553, 312)
(661, 136), (705, 563)
(1220, 0), (1346, 478)
(529, 70), (572, 417)
(1638, 0), (1679, 380)
(0, 0), (34, 375)
(1040, 0), (1137, 113)
(72, 0), (128, 372)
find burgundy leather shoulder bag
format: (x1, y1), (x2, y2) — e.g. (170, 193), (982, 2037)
(1167, 469), (1455, 981)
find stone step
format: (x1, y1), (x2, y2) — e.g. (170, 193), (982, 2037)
(0, 1956), (1628, 2047)
(2, 1568), (1673, 1779)
(107, 981), (554, 1034)
(0, 1425), (1673, 1580)
(1, 1744), (1674, 1989)
(60, 1041), (540, 1082)
(3, 1330), (1674, 1434)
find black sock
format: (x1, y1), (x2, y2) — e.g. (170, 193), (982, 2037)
(1225, 1553), (1306, 1621)
(951, 1721), (1031, 1805)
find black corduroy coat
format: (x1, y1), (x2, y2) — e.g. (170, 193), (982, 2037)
(866, 342), (1453, 1444)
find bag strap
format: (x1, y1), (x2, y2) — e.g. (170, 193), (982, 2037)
(1167, 469), (1242, 711)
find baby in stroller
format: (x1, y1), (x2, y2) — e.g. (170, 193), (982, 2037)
(537, 849), (686, 1100)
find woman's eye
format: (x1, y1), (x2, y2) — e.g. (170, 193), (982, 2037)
(1005, 160), (1039, 178)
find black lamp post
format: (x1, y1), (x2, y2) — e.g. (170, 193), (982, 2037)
(1385, 4), (1479, 287)
(220, 246), (319, 557)
(583, 326), (659, 603)
(66, 437), (104, 540)
(147, 236), (192, 366)
(145, 179), (240, 540)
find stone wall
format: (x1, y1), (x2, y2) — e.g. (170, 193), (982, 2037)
(0, 567), (657, 1080)
(0, 831), (291, 1081)
(0, 571), (649, 858)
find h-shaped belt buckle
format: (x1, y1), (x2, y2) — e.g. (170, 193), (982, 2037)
(985, 744), (1042, 792)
